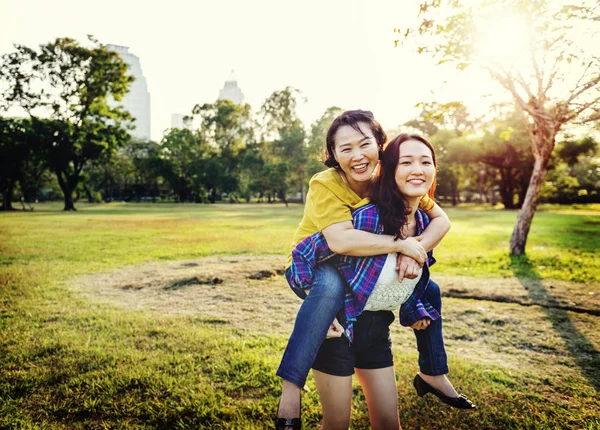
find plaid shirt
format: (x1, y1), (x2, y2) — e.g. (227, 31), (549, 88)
(289, 203), (440, 341)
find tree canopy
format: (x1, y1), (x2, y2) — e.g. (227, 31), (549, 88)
(397, 0), (600, 254)
(0, 36), (133, 210)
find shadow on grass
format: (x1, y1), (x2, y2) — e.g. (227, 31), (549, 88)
(511, 255), (599, 392)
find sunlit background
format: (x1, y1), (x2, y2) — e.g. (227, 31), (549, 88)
(1, 0), (574, 141)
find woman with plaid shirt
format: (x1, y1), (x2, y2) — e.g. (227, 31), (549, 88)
(276, 111), (473, 430)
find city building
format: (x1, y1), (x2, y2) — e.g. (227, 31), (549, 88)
(217, 70), (245, 105)
(107, 44), (151, 141)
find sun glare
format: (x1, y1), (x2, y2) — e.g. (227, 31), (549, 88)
(474, 12), (532, 69)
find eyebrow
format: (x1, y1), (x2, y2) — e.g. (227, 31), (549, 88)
(399, 154), (433, 159)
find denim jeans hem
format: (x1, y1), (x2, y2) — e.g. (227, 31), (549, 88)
(419, 365), (450, 376)
(276, 368), (306, 389)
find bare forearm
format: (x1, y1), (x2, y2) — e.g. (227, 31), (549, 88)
(418, 215), (450, 251)
(324, 229), (399, 256)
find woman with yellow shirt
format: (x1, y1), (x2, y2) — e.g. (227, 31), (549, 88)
(275, 110), (453, 430)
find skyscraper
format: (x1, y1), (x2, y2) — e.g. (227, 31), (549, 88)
(217, 70), (245, 105)
(107, 44), (151, 141)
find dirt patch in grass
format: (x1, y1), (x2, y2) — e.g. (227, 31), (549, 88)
(70, 255), (302, 335)
(70, 256), (599, 379)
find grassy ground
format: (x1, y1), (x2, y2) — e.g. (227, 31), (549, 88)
(1, 202), (598, 429)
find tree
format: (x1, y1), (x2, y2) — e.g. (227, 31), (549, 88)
(0, 118), (30, 210)
(405, 101), (479, 205)
(258, 87), (307, 203)
(159, 127), (205, 202)
(193, 99), (253, 201)
(542, 136), (599, 203)
(405, 101), (477, 137)
(399, 0), (600, 254)
(0, 36), (133, 210)
(430, 130), (477, 205)
(306, 107), (344, 178)
(478, 110), (534, 208)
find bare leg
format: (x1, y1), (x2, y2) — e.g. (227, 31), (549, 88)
(313, 370), (353, 430)
(277, 380), (302, 429)
(355, 367), (401, 430)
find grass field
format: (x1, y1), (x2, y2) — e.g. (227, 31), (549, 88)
(1, 202), (599, 429)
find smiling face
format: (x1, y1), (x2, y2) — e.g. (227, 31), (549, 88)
(395, 139), (436, 198)
(333, 122), (380, 192)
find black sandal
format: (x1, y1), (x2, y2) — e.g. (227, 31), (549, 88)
(413, 374), (476, 410)
(274, 399), (302, 430)
(274, 417), (301, 430)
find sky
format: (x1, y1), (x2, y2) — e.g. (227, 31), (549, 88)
(0, 0), (595, 141)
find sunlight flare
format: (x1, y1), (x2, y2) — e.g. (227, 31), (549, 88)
(473, 12), (533, 69)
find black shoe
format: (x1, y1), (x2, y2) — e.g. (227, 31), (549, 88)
(413, 374), (476, 410)
(275, 401), (302, 430)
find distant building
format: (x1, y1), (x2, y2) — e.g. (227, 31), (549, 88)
(107, 44), (151, 141)
(171, 113), (192, 130)
(217, 70), (245, 105)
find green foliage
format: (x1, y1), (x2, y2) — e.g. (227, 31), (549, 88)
(306, 106), (344, 177)
(477, 109), (533, 208)
(0, 36), (134, 211)
(0, 117), (46, 210)
(399, 0), (600, 255)
(255, 87), (308, 204)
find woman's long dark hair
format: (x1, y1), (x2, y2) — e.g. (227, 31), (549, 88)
(372, 134), (437, 240)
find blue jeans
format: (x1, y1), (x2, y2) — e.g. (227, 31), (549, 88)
(277, 262), (346, 388)
(414, 280), (449, 375)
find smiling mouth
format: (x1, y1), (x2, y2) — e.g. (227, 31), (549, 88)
(352, 163), (369, 173)
(407, 179), (425, 185)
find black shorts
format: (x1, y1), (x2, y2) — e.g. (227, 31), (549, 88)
(312, 310), (395, 377)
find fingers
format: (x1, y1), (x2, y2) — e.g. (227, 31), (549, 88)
(397, 261), (408, 282)
(325, 327), (342, 339)
(326, 318), (344, 339)
(331, 317), (343, 333)
(405, 260), (419, 279)
(410, 318), (431, 330)
(412, 246), (426, 265)
(396, 255), (421, 281)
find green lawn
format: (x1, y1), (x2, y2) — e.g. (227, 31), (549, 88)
(1, 202), (598, 429)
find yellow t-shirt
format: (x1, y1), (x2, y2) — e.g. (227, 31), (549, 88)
(286, 168), (435, 267)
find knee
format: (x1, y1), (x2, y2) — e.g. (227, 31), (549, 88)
(425, 280), (441, 300)
(313, 263), (346, 301)
(322, 414), (351, 430)
(423, 279), (442, 312)
(371, 416), (400, 430)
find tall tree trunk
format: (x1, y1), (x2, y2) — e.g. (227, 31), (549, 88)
(63, 190), (76, 211)
(451, 180), (459, 206)
(499, 168), (515, 209)
(1, 180), (15, 211)
(84, 185), (94, 203)
(510, 116), (558, 255)
(278, 190), (289, 207)
(509, 157), (548, 255)
(56, 169), (77, 211)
